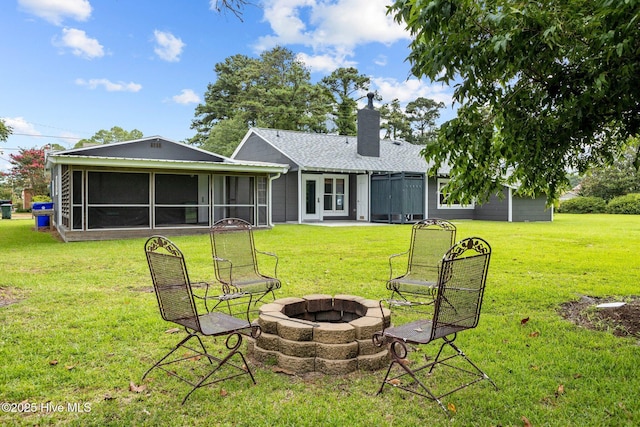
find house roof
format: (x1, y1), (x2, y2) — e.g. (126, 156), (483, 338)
(46, 136), (289, 174)
(236, 128), (432, 174)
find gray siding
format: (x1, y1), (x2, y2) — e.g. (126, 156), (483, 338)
(474, 188), (509, 221)
(271, 173), (299, 223)
(69, 138), (225, 162)
(512, 195), (552, 222)
(235, 134), (297, 169)
(426, 177), (474, 220)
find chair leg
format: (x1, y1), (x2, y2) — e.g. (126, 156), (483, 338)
(181, 332), (256, 404)
(142, 333), (196, 381)
(377, 340), (449, 414)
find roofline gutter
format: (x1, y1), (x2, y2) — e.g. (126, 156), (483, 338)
(46, 155), (289, 174)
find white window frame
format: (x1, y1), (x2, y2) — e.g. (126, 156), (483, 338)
(437, 178), (475, 209)
(322, 174), (348, 216)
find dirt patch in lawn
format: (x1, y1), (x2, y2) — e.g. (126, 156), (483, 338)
(0, 287), (22, 308)
(559, 296), (640, 338)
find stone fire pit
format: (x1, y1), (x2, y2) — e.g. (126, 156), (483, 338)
(249, 294), (391, 375)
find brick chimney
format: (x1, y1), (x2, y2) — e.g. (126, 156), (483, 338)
(357, 92), (380, 157)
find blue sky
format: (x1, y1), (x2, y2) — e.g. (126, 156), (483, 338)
(0, 0), (456, 172)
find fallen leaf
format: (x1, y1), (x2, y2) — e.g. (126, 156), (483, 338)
(220, 389), (228, 397)
(556, 384), (565, 397)
(414, 327), (423, 332)
(129, 381), (147, 393)
(522, 415), (532, 427)
(103, 393), (115, 401)
(188, 355), (202, 362)
(521, 317), (530, 325)
(573, 373), (583, 379)
(65, 364), (76, 370)
(388, 379), (401, 386)
(447, 402), (457, 413)
(165, 328), (181, 334)
(49, 360), (58, 366)
(529, 331), (540, 338)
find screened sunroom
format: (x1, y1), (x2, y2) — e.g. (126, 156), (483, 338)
(46, 137), (288, 241)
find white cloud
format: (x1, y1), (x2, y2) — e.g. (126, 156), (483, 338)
(371, 77), (457, 123)
(75, 78), (142, 92)
(1, 116), (41, 136)
(296, 51), (356, 74)
(153, 30), (185, 62)
(172, 89), (201, 105)
(18, 0), (92, 25)
(54, 28), (104, 59)
(255, 1), (409, 60)
(371, 77), (453, 106)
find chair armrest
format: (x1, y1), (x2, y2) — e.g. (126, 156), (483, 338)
(388, 249), (409, 281)
(213, 256), (233, 284)
(255, 249), (279, 278)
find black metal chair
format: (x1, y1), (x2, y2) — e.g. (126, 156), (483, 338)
(143, 235), (258, 404)
(374, 237), (497, 414)
(210, 218), (281, 303)
(387, 218), (457, 301)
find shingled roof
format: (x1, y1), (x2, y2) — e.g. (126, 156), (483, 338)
(245, 128), (431, 174)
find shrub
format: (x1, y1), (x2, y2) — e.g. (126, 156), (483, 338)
(606, 193), (640, 214)
(32, 195), (52, 203)
(558, 196), (607, 213)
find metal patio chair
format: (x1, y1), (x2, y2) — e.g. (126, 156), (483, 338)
(387, 218), (457, 301)
(210, 218), (281, 304)
(143, 235), (258, 404)
(374, 237), (497, 415)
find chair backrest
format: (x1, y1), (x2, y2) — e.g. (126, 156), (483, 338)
(145, 235), (201, 332)
(431, 237), (491, 339)
(210, 218), (259, 285)
(407, 219), (457, 281)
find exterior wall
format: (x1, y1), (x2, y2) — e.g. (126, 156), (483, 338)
(234, 134), (296, 167)
(426, 177), (474, 220)
(271, 172), (299, 223)
(78, 138), (225, 162)
(512, 195), (553, 222)
(474, 188), (509, 221)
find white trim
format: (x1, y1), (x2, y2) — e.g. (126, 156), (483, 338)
(437, 178), (475, 209)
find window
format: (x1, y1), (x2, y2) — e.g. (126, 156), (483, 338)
(437, 178), (474, 209)
(323, 176), (347, 215)
(87, 171), (150, 229)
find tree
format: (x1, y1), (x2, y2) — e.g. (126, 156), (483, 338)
(0, 118), (12, 142)
(320, 67), (373, 135)
(579, 138), (640, 201)
(190, 46), (332, 155)
(405, 97), (444, 145)
(389, 0), (640, 204)
(74, 126), (143, 148)
(8, 147), (48, 195)
(380, 99), (411, 140)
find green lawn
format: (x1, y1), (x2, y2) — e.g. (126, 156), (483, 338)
(1, 215), (639, 426)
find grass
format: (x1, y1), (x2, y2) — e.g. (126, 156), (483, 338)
(1, 214), (639, 426)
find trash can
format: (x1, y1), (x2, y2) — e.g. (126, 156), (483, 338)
(1, 204), (11, 219)
(32, 202), (54, 227)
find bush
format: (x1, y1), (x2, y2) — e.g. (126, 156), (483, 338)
(557, 196), (607, 213)
(606, 193), (640, 214)
(32, 195), (52, 203)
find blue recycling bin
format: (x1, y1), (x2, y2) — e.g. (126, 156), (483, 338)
(32, 202), (54, 228)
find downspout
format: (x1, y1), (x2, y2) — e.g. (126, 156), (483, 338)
(508, 187), (513, 222)
(297, 169), (302, 224)
(268, 172), (281, 227)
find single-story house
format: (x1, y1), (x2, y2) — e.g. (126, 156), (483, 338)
(232, 96), (552, 224)
(46, 136), (289, 242)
